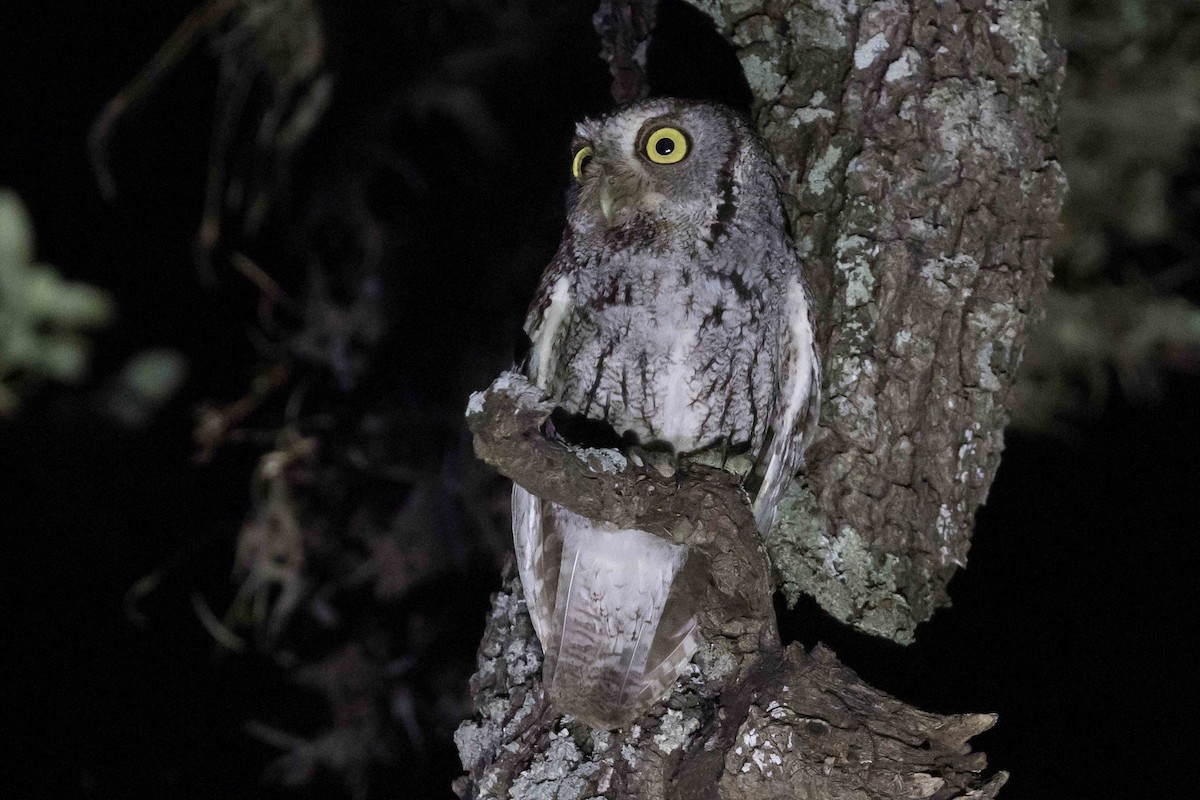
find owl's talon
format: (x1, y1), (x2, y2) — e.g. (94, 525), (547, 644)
(628, 445), (677, 479)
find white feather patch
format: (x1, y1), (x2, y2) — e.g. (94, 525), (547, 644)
(529, 275), (573, 389)
(511, 484), (553, 647)
(754, 276), (819, 533)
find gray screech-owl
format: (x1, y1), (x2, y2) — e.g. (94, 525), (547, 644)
(513, 99), (819, 729)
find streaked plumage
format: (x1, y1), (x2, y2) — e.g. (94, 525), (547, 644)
(514, 99), (819, 729)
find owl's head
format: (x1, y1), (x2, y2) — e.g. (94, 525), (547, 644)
(566, 99), (781, 243)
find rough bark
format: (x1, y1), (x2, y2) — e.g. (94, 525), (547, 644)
(687, 0), (1067, 642)
(454, 374), (1004, 799)
(593, 0), (659, 104)
(455, 0), (1065, 796)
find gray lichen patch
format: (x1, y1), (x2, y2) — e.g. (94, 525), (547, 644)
(884, 46), (921, 84)
(454, 584), (543, 787)
(909, 80), (1023, 171)
(790, 90), (837, 125)
(693, 639), (739, 683)
(805, 143), (846, 200)
(854, 31), (890, 70)
(766, 481), (918, 643)
(508, 731), (599, 800)
(783, 0), (855, 52)
(466, 369), (550, 418)
(740, 47), (788, 102)
(990, 0), (1052, 81)
(835, 233), (877, 308)
(726, 708), (791, 782)
(652, 708), (701, 755)
(965, 301), (1021, 392)
(567, 444), (628, 475)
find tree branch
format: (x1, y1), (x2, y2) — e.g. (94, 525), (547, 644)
(593, 0), (658, 103)
(454, 374), (1004, 799)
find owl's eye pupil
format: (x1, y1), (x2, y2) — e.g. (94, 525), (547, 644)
(644, 127), (688, 164)
(580, 154), (593, 171)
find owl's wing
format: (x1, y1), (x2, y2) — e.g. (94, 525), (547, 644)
(525, 261), (575, 390)
(512, 257), (577, 644)
(542, 504), (700, 730)
(754, 273), (820, 534)
(511, 484), (559, 647)
(514, 481), (701, 730)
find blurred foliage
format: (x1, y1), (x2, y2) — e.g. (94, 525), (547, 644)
(89, 0), (331, 263)
(1013, 286), (1200, 431)
(1014, 0), (1200, 430)
(0, 190), (115, 417)
(99, 347), (189, 428)
(90, 0), (610, 795)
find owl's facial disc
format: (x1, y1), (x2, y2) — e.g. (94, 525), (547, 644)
(571, 122), (694, 228)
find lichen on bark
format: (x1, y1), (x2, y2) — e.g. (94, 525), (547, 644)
(689, 0), (1068, 642)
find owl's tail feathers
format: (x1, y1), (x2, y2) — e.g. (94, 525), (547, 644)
(511, 484), (559, 646)
(535, 504), (701, 730)
(630, 601), (701, 711)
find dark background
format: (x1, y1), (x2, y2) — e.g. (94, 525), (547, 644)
(3, 1), (1196, 798)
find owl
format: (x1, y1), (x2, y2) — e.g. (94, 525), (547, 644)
(512, 99), (819, 729)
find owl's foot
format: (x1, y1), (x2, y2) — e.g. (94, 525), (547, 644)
(678, 441), (757, 478)
(627, 445), (678, 480)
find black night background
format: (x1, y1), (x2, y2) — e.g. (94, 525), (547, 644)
(2, 2), (1196, 798)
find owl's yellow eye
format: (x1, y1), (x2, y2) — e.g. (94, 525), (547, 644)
(572, 146), (594, 180)
(644, 127), (688, 164)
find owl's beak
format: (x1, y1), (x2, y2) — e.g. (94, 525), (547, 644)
(597, 176), (640, 225)
(598, 181), (617, 223)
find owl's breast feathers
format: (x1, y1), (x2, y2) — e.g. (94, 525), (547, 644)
(539, 233), (790, 457)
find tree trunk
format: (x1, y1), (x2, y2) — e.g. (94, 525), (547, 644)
(455, 0), (1065, 796)
(697, 0), (1068, 642)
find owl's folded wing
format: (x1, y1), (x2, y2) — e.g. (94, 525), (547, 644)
(543, 504), (699, 729)
(753, 274), (820, 534)
(511, 484), (559, 647)
(514, 486), (702, 730)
